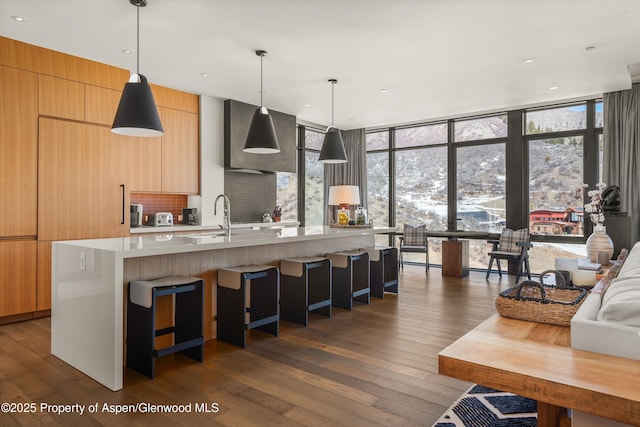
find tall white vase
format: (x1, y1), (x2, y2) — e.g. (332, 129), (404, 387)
(585, 224), (614, 263)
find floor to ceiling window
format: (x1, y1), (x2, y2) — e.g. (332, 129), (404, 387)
(455, 114), (507, 269)
(360, 99), (602, 272)
(394, 123), (448, 264)
(303, 128), (325, 226)
(366, 131), (390, 246)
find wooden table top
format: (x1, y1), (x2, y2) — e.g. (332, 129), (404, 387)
(438, 314), (640, 425)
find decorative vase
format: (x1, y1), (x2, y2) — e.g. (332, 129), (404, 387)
(585, 224), (614, 263)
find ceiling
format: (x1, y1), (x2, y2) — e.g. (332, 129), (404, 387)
(2, 0), (640, 130)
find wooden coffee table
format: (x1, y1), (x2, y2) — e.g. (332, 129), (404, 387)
(438, 314), (640, 426)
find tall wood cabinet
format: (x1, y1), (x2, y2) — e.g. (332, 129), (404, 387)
(0, 65), (38, 238)
(1, 36), (200, 317)
(161, 108), (200, 194)
(38, 118), (129, 241)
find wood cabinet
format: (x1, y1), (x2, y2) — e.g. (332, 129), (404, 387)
(37, 241), (52, 311)
(38, 118), (129, 241)
(126, 134), (163, 193)
(0, 66), (38, 238)
(38, 74), (85, 120)
(85, 84), (121, 126)
(160, 108), (199, 194)
(0, 240), (37, 317)
(126, 107), (199, 194)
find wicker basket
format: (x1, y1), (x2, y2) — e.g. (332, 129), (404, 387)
(495, 270), (589, 327)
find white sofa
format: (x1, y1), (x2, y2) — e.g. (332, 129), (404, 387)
(571, 242), (640, 361)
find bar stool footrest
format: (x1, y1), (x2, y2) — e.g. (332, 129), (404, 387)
(154, 337), (205, 358)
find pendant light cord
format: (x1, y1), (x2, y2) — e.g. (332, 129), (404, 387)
(136, 3), (140, 76)
(260, 53), (264, 108)
(328, 79), (338, 128)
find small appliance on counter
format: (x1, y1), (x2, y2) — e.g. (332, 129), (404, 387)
(130, 203), (143, 227)
(182, 207), (198, 225)
(147, 212), (174, 227)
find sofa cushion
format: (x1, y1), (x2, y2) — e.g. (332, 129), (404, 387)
(616, 242), (640, 279)
(498, 228), (529, 253)
(403, 224), (426, 246)
(597, 275), (640, 326)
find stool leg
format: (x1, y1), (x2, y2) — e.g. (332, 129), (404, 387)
(383, 249), (399, 295)
(126, 296), (156, 379)
(281, 274), (307, 326)
(308, 261), (331, 319)
(370, 258), (384, 298)
(352, 256), (370, 305)
(250, 270), (279, 337)
(175, 283), (204, 362)
(217, 285), (247, 348)
(332, 265), (352, 310)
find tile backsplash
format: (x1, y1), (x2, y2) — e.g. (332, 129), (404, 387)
(131, 193), (188, 224)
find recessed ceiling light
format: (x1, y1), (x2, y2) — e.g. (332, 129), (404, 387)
(523, 58), (534, 64)
(549, 86), (559, 91)
(303, 104), (311, 108)
(380, 89), (388, 93)
(122, 49), (133, 54)
(585, 46), (596, 51)
(11, 15), (26, 22)
(200, 73), (208, 77)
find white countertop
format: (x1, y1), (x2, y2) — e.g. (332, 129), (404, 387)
(55, 226), (397, 258)
(129, 221), (300, 234)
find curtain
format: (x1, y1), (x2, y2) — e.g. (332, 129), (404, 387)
(324, 129), (368, 224)
(603, 84), (640, 244)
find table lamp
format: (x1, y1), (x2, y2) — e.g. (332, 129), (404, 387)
(328, 185), (360, 225)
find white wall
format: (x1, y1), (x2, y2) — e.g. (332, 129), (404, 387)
(189, 95), (225, 226)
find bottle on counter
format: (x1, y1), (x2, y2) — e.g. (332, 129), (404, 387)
(355, 207), (367, 225)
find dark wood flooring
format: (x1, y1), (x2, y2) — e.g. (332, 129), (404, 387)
(0, 266), (514, 426)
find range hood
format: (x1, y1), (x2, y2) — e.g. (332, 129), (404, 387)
(224, 99), (296, 173)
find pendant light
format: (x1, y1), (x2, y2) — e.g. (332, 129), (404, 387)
(319, 79), (347, 163)
(243, 50), (280, 154)
(112, 0), (163, 137)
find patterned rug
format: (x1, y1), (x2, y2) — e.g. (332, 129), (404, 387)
(433, 384), (538, 426)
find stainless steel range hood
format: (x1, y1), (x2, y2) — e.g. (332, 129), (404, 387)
(224, 99), (296, 173)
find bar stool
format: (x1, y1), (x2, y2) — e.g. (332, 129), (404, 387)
(217, 265), (279, 348)
(326, 251), (370, 310)
(280, 257), (332, 325)
(362, 247), (399, 298)
(127, 276), (204, 379)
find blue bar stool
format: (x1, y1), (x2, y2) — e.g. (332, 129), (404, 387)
(280, 256), (332, 325)
(127, 276), (204, 379)
(362, 247), (399, 298)
(217, 265), (279, 348)
(326, 251), (370, 310)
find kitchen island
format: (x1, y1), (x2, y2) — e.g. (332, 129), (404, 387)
(51, 226), (395, 391)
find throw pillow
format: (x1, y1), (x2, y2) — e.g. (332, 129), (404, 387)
(403, 224), (426, 246)
(498, 228), (529, 253)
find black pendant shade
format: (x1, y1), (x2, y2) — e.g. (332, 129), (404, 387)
(243, 50), (280, 154)
(319, 127), (348, 163)
(244, 106), (280, 153)
(111, 0), (163, 137)
(111, 74), (164, 137)
(319, 79), (347, 163)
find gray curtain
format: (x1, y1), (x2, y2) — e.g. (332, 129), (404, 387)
(324, 129), (368, 224)
(603, 84), (640, 244)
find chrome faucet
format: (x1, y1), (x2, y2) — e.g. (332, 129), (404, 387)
(214, 194), (231, 238)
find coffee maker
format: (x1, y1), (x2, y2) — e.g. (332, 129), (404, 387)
(130, 203), (143, 227)
(182, 207), (198, 225)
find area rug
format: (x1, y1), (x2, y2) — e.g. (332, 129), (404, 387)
(433, 384), (538, 426)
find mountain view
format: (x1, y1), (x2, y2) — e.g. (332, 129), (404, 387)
(278, 104), (602, 273)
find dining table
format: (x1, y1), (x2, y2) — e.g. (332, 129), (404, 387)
(425, 230), (498, 277)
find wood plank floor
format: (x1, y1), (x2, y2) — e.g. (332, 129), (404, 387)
(0, 266), (515, 426)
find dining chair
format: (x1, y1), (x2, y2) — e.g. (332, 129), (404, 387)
(398, 224), (429, 272)
(486, 228), (532, 284)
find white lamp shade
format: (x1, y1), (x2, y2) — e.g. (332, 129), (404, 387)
(328, 185), (360, 206)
